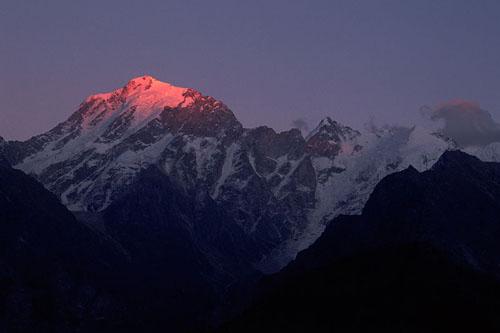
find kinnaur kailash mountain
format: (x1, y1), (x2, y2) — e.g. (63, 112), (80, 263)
(2, 1), (500, 332)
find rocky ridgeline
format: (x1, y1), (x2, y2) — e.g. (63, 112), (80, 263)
(4, 76), (500, 271)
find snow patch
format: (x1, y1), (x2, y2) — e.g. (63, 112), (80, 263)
(212, 143), (239, 198)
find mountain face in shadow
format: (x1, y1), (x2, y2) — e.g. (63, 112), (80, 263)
(221, 150), (500, 332)
(100, 166), (261, 331)
(0, 158), (129, 332)
(6, 123), (500, 333)
(0, 157), (260, 332)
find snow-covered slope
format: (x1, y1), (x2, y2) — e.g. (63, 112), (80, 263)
(258, 121), (458, 270)
(464, 142), (500, 162)
(14, 76), (242, 210)
(5, 75), (498, 272)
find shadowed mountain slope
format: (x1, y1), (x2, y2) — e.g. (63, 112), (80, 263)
(221, 150), (500, 332)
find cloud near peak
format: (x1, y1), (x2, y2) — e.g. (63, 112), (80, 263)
(427, 100), (500, 147)
(291, 118), (310, 135)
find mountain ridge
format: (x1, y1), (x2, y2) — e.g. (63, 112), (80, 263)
(222, 150), (500, 332)
(4, 76), (500, 271)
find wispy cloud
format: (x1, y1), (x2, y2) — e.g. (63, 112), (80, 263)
(291, 118), (310, 135)
(425, 100), (500, 147)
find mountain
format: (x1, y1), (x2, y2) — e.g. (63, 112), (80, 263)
(5, 76), (500, 331)
(221, 150), (500, 332)
(4, 75), (470, 271)
(0, 155), (128, 332)
(0, 155), (260, 332)
(100, 165), (262, 330)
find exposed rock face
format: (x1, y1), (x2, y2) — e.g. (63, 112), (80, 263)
(305, 116), (362, 157)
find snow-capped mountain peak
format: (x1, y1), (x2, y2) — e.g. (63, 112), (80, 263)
(10, 76), (242, 210)
(120, 75), (189, 106)
(306, 117), (357, 140)
(305, 117), (362, 157)
(87, 75), (187, 102)
(8, 77), (500, 273)
(79, 76), (194, 132)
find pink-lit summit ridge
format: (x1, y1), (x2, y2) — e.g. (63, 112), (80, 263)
(81, 75), (190, 130)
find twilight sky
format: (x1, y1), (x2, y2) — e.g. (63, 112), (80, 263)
(1, 0), (500, 140)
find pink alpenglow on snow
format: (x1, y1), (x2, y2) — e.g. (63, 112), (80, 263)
(80, 76), (192, 130)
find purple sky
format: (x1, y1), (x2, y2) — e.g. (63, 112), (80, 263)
(1, 0), (500, 140)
